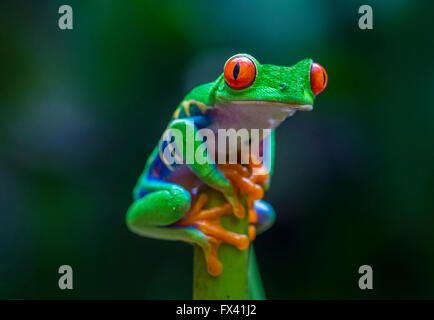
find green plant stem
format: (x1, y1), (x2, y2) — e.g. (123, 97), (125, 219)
(193, 187), (261, 300)
(248, 245), (266, 300)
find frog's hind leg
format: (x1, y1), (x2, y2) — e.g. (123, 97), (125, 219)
(126, 179), (210, 251)
(127, 184), (190, 228)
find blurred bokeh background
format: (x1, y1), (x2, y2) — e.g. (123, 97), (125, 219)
(1, 0), (433, 299)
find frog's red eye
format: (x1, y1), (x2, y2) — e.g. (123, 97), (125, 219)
(310, 62), (327, 95)
(224, 55), (257, 89)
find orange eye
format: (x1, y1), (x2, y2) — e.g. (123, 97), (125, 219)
(224, 55), (257, 89)
(310, 62), (327, 95)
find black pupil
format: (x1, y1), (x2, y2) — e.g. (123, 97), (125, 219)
(233, 62), (240, 80)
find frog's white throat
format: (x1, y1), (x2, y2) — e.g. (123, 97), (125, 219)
(208, 101), (311, 131)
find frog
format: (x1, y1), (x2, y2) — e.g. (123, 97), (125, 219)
(125, 53), (327, 286)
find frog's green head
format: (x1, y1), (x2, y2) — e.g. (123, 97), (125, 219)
(201, 54), (327, 130)
(213, 53), (327, 111)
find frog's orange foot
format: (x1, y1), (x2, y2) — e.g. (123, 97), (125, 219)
(206, 238), (223, 276)
(196, 220), (249, 251)
(201, 224), (249, 277)
(218, 164), (264, 200)
(248, 225), (256, 242)
(176, 193), (231, 226)
(247, 198), (258, 224)
(247, 154), (269, 183)
(176, 193), (250, 276)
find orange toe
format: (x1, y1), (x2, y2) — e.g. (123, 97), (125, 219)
(248, 225), (256, 242)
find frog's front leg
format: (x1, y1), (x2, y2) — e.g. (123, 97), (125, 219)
(168, 117), (245, 218)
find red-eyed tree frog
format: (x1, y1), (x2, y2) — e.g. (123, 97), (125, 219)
(126, 54), (327, 290)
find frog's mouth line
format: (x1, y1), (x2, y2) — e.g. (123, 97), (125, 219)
(228, 100), (313, 111)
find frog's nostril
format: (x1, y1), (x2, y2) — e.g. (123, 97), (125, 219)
(310, 62), (327, 95)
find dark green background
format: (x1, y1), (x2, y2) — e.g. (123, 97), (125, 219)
(1, 0), (433, 299)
